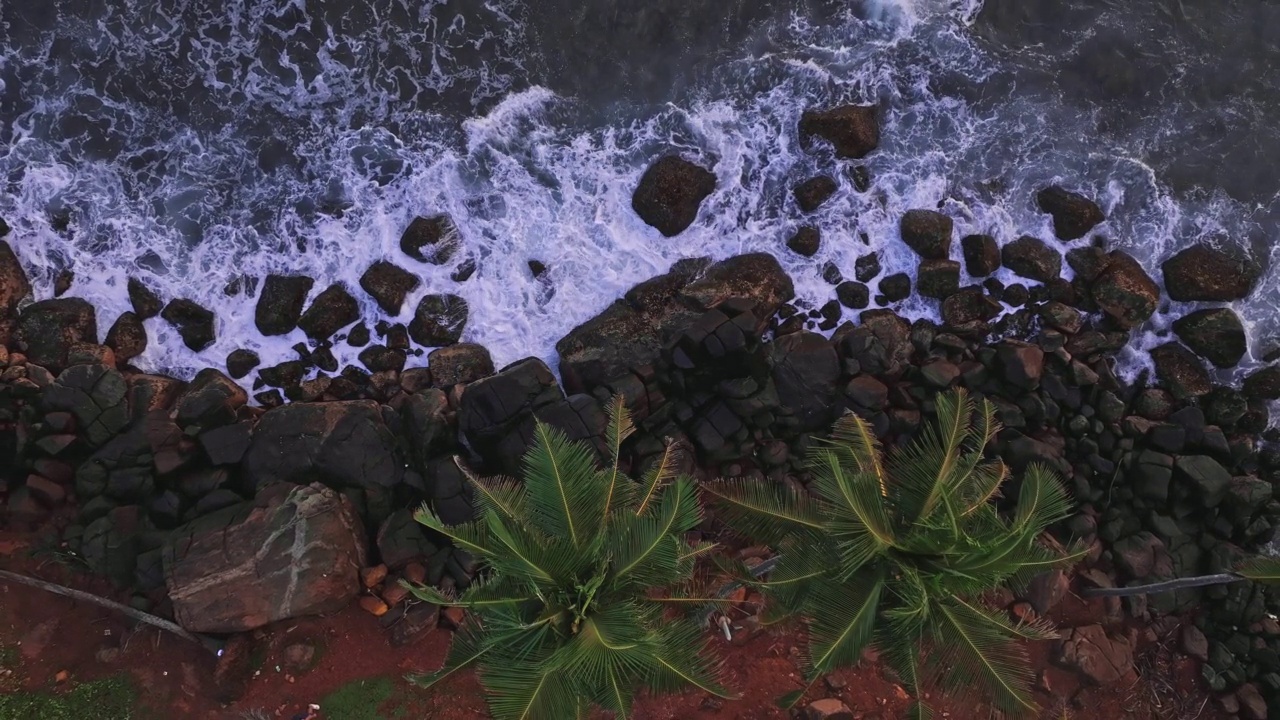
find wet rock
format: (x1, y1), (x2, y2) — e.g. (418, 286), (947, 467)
(941, 286), (1001, 327)
(681, 254), (795, 314)
(104, 312), (146, 362)
(794, 175), (837, 212)
(42, 364), (129, 448)
(854, 253), (880, 282)
(53, 269), (74, 296)
(771, 331), (840, 431)
(450, 257), (477, 283)
(835, 281), (869, 309)
(961, 233), (1000, 276)
(428, 342), (495, 387)
(798, 104), (880, 159)
(347, 322), (371, 347)
(400, 215), (462, 265)
(1090, 251), (1158, 329)
(1243, 365), (1280, 400)
(899, 209), (953, 260)
(161, 299), (215, 351)
(631, 155), (716, 237)
(0, 240), (32, 316)
(408, 294), (468, 347)
(255, 275), (314, 336)
(359, 261), (420, 315)
(128, 374), (185, 419)
(163, 482), (366, 633)
(298, 284), (360, 342)
(358, 345), (407, 374)
(125, 277), (163, 320)
(225, 349), (260, 380)
(175, 368), (248, 430)
(1150, 343), (1211, 400)
(786, 226), (820, 257)
(1172, 308), (1246, 368)
(258, 360), (307, 389)
(1162, 244), (1259, 302)
(1057, 624), (1134, 686)
(19, 298), (97, 370)
(916, 259), (960, 299)
(1066, 246), (1111, 283)
(1002, 236), (1061, 283)
(878, 273), (910, 303)
(1036, 186), (1105, 240)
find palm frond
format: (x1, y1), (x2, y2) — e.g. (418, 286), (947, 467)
(600, 395), (636, 534)
(414, 503), (495, 559)
(635, 439), (681, 516)
(931, 597), (1038, 716)
(1235, 556), (1280, 583)
(802, 574), (884, 678)
(824, 411), (888, 495)
(456, 459), (527, 527)
(701, 478), (825, 546)
(648, 619), (736, 699)
(522, 421), (606, 548)
(612, 477), (702, 587)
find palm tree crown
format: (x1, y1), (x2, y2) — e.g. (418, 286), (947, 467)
(407, 397), (733, 719)
(704, 388), (1085, 718)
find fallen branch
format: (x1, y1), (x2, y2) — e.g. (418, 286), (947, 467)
(0, 569), (222, 654)
(1079, 573), (1242, 598)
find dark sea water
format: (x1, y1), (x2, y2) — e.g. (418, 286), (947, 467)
(1, 0), (1277, 384)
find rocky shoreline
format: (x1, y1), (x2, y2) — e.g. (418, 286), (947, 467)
(2, 105), (1279, 717)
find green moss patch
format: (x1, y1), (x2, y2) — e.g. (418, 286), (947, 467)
(0, 674), (138, 720)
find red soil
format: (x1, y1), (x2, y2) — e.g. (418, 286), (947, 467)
(0, 529), (1224, 719)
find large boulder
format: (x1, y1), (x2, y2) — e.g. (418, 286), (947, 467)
(400, 214), (461, 265)
(0, 240), (31, 317)
(631, 156), (716, 237)
(175, 369), (247, 430)
(1002, 236), (1061, 283)
(899, 210), (953, 260)
(1090, 251), (1158, 329)
(1150, 342), (1211, 400)
(1243, 365), (1280, 400)
(408, 294), (468, 347)
(771, 331), (840, 432)
(163, 482), (367, 633)
(458, 357), (565, 472)
(104, 311), (147, 362)
(359, 261), (420, 315)
(1036, 186), (1105, 241)
(427, 342), (494, 387)
(161, 299), (216, 352)
(798, 105), (880, 159)
(255, 275), (314, 336)
(1161, 244), (1259, 302)
(127, 277), (163, 320)
(1172, 308), (1246, 368)
(19, 298), (97, 370)
(298, 284), (360, 342)
(960, 234), (1000, 276)
(42, 364), (129, 448)
(793, 176), (837, 213)
(242, 400), (406, 492)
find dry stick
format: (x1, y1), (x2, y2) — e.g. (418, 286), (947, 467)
(0, 569), (222, 654)
(1079, 573), (1242, 598)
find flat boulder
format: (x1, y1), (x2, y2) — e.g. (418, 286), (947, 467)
(1172, 308), (1246, 368)
(1002, 236), (1061, 283)
(798, 105), (880, 159)
(1090, 251), (1158, 329)
(255, 275), (314, 336)
(1150, 342), (1211, 400)
(771, 331), (840, 432)
(899, 210), (953, 260)
(298, 284), (359, 341)
(359, 261), (420, 315)
(243, 400), (405, 491)
(161, 299), (216, 352)
(400, 215), (461, 265)
(427, 342), (495, 387)
(631, 155), (716, 237)
(0, 240), (31, 317)
(1162, 244), (1259, 302)
(19, 298), (97, 370)
(408, 294), (468, 347)
(163, 482), (366, 633)
(1036, 186), (1105, 240)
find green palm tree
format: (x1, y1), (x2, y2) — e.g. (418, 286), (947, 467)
(703, 388), (1086, 718)
(406, 398), (734, 720)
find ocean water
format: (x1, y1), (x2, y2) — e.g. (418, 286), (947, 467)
(1, 0), (1276, 388)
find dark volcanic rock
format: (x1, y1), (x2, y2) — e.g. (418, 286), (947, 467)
(298, 284), (360, 342)
(164, 482), (366, 633)
(1243, 365), (1280, 400)
(854, 253), (880, 283)
(459, 357), (564, 472)
(359, 261), (420, 315)
(0, 241), (31, 317)
(42, 364), (129, 448)
(1036, 186), (1105, 240)
(771, 331), (840, 431)
(126, 277), (163, 320)
(1162, 244), (1259, 302)
(1091, 251), (1158, 329)
(104, 312), (147, 362)
(1172, 308), (1246, 368)
(787, 227), (820, 257)
(941, 287), (1001, 326)
(176, 369), (247, 429)
(408, 294), (468, 347)
(358, 345), (407, 373)
(1002, 236), (1061, 283)
(226, 349), (260, 380)
(916, 259), (961, 299)
(400, 214), (462, 265)
(631, 155), (716, 237)
(259, 360), (307, 389)
(243, 400), (406, 491)
(1066, 246), (1111, 282)
(19, 298), (97, 369)
(161, 299), (216, 351)
(961, 234), (1000, 276)
(428, 342), (495, 387)
(899, 210), (953, 260)
(255, 275), (314, 336)
(798, 105), (880, 159)
(794, 176), (838, 212)
(1151, 342), (1211, 400)
(835, 281), (869, 310)
(878, 273), (911, 303)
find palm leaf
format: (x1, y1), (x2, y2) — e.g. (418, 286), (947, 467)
(649, 619), (736, 699)
(522, 421), (604, 547)
(931, 597), (1038, 716)
(802, 574), (884, 678)
(824, 411), (889, 495)
(456, 459), (527, 527)
(612, 477), (701, 586)
(701, 478), (825, 546)
(1235, 556), (1280, 583)
(636, 439), (681, 516)
(600, 395), (636, 534)
(413, 503), (495, 559)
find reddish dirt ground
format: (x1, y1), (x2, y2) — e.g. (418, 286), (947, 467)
(0, 529), (1224, 719)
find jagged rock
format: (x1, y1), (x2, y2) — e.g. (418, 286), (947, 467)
(428, 342), (495, 387)
(199, 421), (253, 466)
(798, 104), (880, 159)
(961, 234), (1000, 276)
(1036, 186), (1105, 240)
(243, 400), (406, 492)
(631, 155), (716, 237)
(1244, 365), (1280, 400)
(1174, 455), (1231, 507)
(1027, 570), (1070, 615)
(1066, 246), (1111, 282)
(1172, 308), (1246, 368)
(255, 275), (314, 336)
(794, 176), (837, 212)
(126, 277), (163, 319)
(175, 368), (248, 430)
(771, 331), (839, 432)
(1150, 343), (1211, 400)
(786, 226), (820, 257)
(1112, 531), (1171, 580)
(163, 482), (367, 633)
(1162, 244), (1259, 302)
(916, 259), (960, 299)
(225, 349), (260, 379)
(878, 273), (910, 303)
(358, 345), (406, 373)
(854, 253), (880, 282)
(298, 284), (360, 341)
(41, 364), (129, 448)
(401, 215), (462, 265)
(1091, 251), (1158, 329)
(1180, 625), (1209, 661)
(899, 209), (953, 260)
(408, 294), (468, 347)
(459, 357), (564, 472)
(161, 299), (216, 351)
(998, 341), (1044, 390)
(128, 374), (185, 419)
(1002, 236), (1061, 283)
(0, 240), (32, 316)
(1057, 625), (1135, 686)
(941, 287), (1001, 327)
(1038, 302), (1082, 334)
(359, 261), (420, 315)
(835, 281), (869, 310)
(104, 312), (146, 362)
(840, 309), (911, 377)
(19, 298), (97, 370)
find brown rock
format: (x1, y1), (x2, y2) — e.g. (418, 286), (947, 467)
(105, 312), (147, 362)
(804, 698), (854, 720)
(799, 105), (880, 159)
(359, 261), (420, 315)
(403, 562), (427, 585)
(382, 583), (410, 607)
(1036, 186), (1105, 241)
(283, 643), (316, 670)
(1162, 243), (1259, 302)
(359, 596), (389, 617)
(440, 606), (465, 630)
(361, 564), (388, 588)
(1057, 624), (1135, 685)
(631, 155), (716, 237)
(1091, 251), (1158, 329)
(0, 240), (32, 317)
(428, 343), (495, 387)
